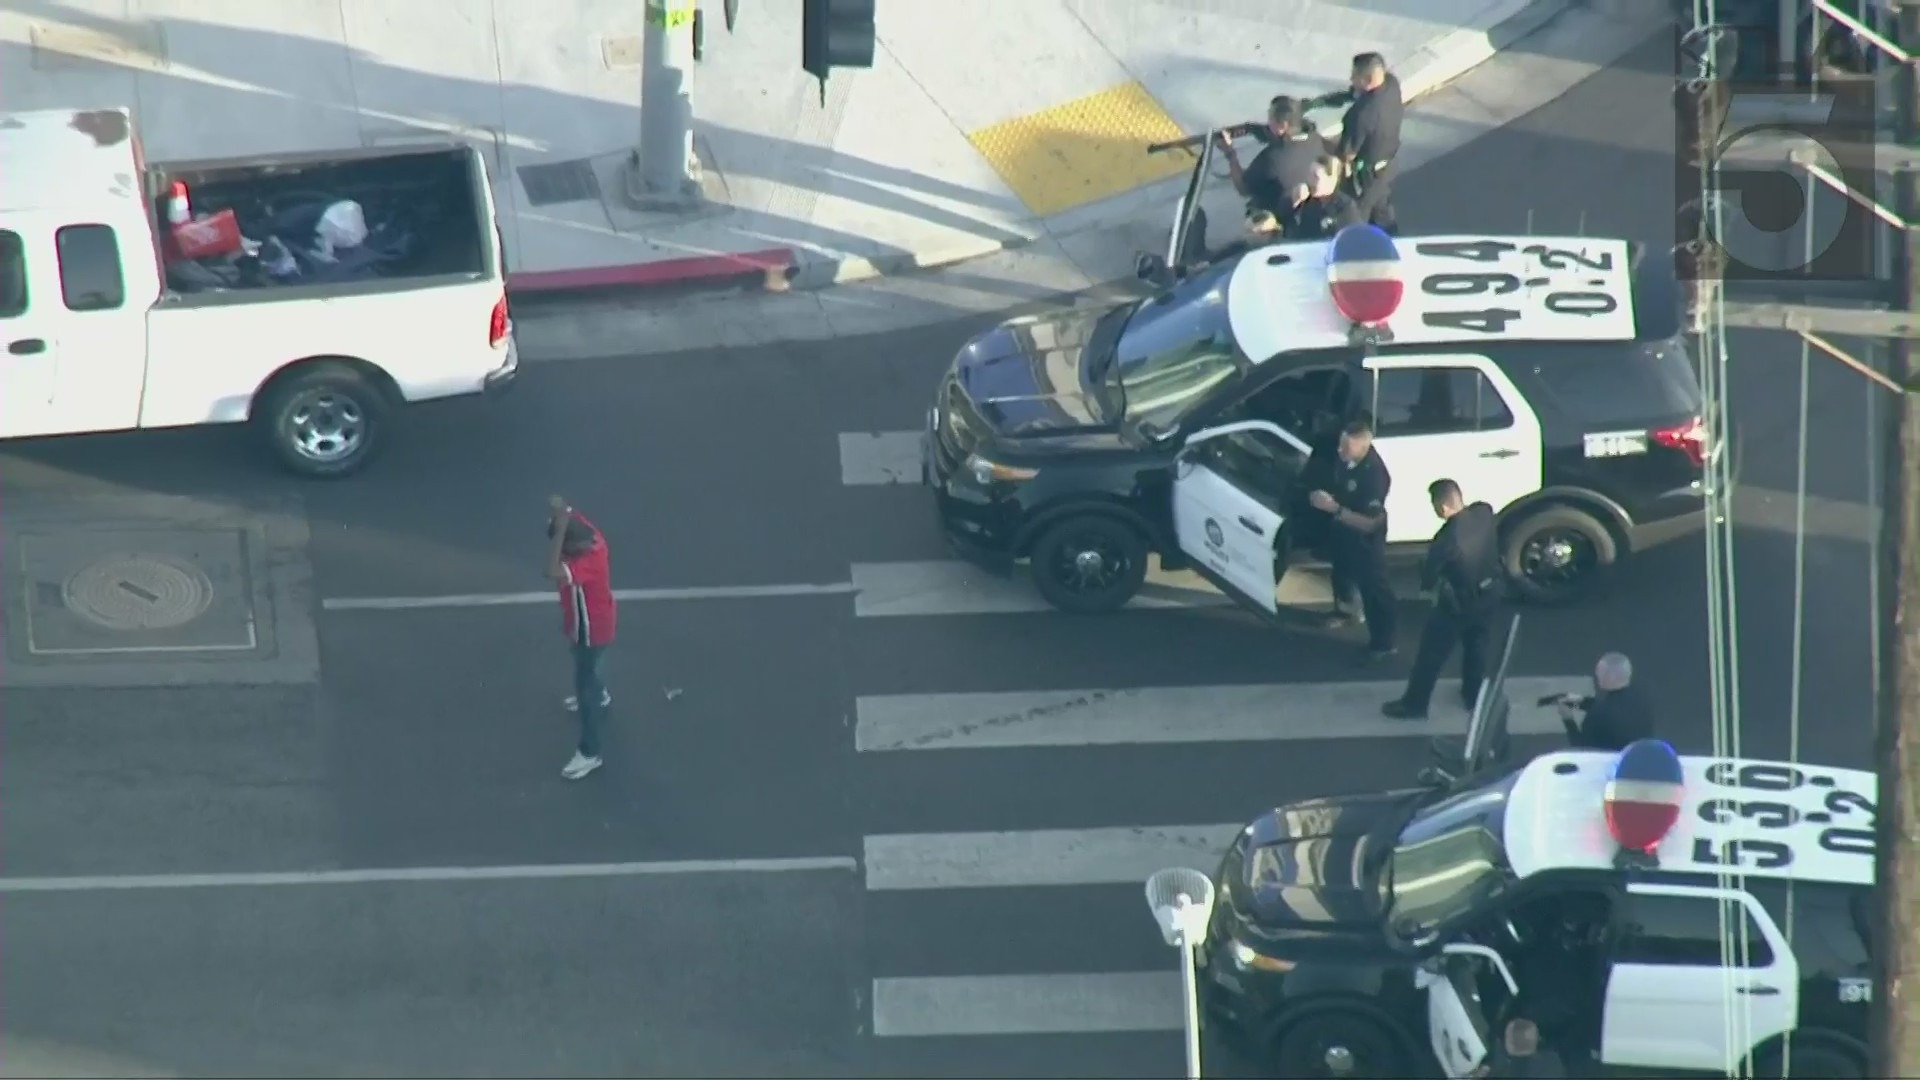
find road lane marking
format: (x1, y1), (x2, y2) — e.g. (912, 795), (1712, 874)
(872, 972), (1180, 1036)
(322, 582), (857, 611)
(855, 676), (1576, 752)
(840, 431), (924, 485)
(0, 855), (857, 893)
(864, 825), (1240, 891)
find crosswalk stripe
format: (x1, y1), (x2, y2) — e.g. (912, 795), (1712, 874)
(864, 824), (1240, 891)
(839, 431), (924, 485)
(855, 676), (1576, 752)
(871, 972), (1181, 1036)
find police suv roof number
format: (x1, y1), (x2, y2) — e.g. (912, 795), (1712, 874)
(1686, 760), (1877, 874)
(1408, 237), (1636, 343)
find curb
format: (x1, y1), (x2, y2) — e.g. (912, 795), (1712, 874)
(512, 0), (1576, 301)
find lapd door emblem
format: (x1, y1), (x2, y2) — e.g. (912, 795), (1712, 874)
(1205, 518), (1224, 547)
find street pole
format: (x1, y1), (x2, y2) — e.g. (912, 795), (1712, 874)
(1872, 2), (1920, 1073)
(1145, 868), (1216, 1080)
(637, 0), (699, 202)
(1176, 898), (1202, 1080)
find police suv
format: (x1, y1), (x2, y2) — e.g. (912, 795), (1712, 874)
(920, 230), (1707, 613)
(1198, 737), (1876, 1078)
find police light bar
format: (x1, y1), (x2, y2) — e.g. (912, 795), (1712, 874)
(1326, 224), (1404, 328)
(1603, 739), (1685, 854)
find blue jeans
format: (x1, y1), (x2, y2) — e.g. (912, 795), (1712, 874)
(571, 642), (607, 758)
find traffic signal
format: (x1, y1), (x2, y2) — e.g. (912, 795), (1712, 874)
(1674, 77), (1729, 171)
(803, 0), (875, 82)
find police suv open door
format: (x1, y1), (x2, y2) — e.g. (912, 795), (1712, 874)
(1417, 943), (1518, 1077)
(1602, 882), (1799, 1073)
(1172, 420), (1310, 615)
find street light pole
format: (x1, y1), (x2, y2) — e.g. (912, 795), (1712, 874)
(636, 0), (700, 203)
(1146, 867), (1217, 1080)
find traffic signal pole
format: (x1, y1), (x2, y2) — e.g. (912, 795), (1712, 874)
(1871, 4), (1920, 1074)
(636, 0), (700, 203)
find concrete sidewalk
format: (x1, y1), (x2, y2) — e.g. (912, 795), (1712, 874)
(1, 0), (1568, 293)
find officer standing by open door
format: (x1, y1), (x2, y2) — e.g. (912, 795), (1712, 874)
(1307, 419), (1397, 663)
(1321, 53), (1403, 232)
(1383, 479), (1502, 719)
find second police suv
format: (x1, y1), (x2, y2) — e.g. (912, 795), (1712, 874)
(1196, 731), (1877, 1078)
(920, 225), (1708, 613)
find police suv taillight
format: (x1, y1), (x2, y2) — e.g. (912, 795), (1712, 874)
(1651, 416), (1707, 469)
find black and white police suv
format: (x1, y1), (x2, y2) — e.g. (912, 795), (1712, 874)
(1198, 734), (1876, 1078)
(921, 227), (1708, 613)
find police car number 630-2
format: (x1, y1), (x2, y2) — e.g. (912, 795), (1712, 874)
(1688, 761), (1876, 872)
(1410, 239), (1629, 338)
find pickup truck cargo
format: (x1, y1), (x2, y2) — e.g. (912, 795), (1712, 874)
(0, 108), (519, 477)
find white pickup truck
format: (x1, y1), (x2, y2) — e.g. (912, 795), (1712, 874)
(0, 108), (519, 477)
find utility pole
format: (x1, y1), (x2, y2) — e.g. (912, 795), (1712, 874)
(1701, 0), (1918, 1072)
(1871, 3), (1920, 1074)
(634, 0), (700, 205)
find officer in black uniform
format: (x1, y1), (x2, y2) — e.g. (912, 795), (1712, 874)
(1383, 478), (1502, 719)
(1220, 95), (1320, 224)
(1320, 53), (1404, 233)
(1558, 652), (1655, 750)
(1289, 154), (1363, 240)
(1307, 418), (1397, 662)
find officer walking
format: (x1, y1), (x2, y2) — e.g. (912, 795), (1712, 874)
(1219, 96), (1320, 224)
(1558, 652), (1655, 750)
(1288, 154), (1363, 239)
(1321, 53), (1404, 232)
(1307, 418), (1397, 662)
(1383, 479), (1502, 719)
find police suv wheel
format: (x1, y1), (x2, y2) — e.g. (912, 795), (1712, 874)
(1028, 516), (1148, 614)
(1502, 505), (1616, 606)
(259, 363), (388, 479)
(1753, 1042), (1866, 1079)
(1272, 1011), (1407, 1078)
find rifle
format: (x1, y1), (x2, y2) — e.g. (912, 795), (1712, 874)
(1143, 90), (1353, 155)
(1146, 121), (1265, 156)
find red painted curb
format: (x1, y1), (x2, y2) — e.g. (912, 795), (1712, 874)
(507, 248), (796, 293)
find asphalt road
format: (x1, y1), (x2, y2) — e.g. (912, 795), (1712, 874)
(0, 26), (1885, 1080)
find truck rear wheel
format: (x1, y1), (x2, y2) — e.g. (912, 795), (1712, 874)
(1271, 1010), (1409, 1078)
(259, 363), (387, 479)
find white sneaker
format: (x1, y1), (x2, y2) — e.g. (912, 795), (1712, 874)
(562, 690), (612, 711)
(561, 752), (603, 780)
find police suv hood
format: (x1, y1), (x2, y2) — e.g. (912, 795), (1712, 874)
(1225, 790), (1423, 939)
(952, 310), (1117, 438)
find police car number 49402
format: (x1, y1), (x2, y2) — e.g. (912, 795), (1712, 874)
(1688, 760), (1876, 873)
(1410, 239), (1633, 340)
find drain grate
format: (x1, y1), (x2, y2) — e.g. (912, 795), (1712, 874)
(517, 158), (603, 206)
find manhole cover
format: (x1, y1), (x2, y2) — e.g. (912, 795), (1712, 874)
(62, 554), (214, 631)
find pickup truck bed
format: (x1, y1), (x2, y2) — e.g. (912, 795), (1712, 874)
(155, 144), (494, 301)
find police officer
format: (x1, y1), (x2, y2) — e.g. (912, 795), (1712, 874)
(1219, 95), (1320, 223)
(1288, 155), (1362, 240)
(1383, 479), (1501, 720)
(1321, 52), (1403, 232)
(1307, 419), (1397, 662)
(1557, 652), (1655, 750)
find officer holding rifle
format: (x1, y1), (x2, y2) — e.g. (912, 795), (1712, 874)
(1217, 95), (1320, 226)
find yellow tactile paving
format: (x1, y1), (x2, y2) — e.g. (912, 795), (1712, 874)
(967, 81), (1191, 218)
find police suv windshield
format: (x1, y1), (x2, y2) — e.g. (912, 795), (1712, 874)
(1105, 260), (1241, 431)
(1386, 773), (1520, 942)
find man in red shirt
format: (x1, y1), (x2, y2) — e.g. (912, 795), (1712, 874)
(547, 496), (617, 780)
